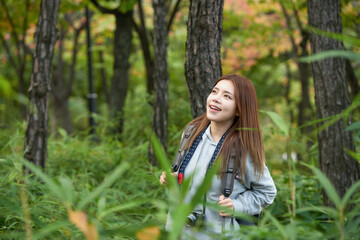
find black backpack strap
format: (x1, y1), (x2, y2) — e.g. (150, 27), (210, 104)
(222, 148), (236, 198)
(172, 125), (194, 172)
(222, 147), (260, 226)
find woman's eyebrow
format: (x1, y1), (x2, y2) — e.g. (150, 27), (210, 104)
(224, 90), (234, 95)
(213, 87), (234, 95)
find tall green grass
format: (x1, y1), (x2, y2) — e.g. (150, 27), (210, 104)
(0, 107), (359, 239)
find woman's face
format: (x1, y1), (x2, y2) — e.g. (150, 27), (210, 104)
(206, 80), (237, 126)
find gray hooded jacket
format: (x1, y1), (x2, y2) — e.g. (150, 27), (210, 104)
(166, 125), (277, 239)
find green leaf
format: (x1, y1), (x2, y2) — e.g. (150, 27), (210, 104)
(77, 162), (129, 210)
(33, 220), (69, 240)
(168, 159), (221, 240)
(303, 164), (341, 207)
(345, 121), (360, 132)
(299, 50), (360, 62)
(58, 128), (68, 139)
(58, 175), (75, 208)
(151, 132), (179, 195)
(305, 25), (360, 46)
(263, 211), (287, 238)
(22, 160), (64, 201)
(296, 206), (338, 217)
(260, 110), (289, 136)
(340, 180), (360, 208)
(99, 200), (147, 219)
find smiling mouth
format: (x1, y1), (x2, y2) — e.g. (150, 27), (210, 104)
(209, 105), (221, 111)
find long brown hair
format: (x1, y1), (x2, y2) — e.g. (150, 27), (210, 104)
(182, 74), (265, 179)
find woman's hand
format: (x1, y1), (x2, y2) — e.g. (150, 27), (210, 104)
(218, 195), (234, 217)
(159, 171), (177, 185)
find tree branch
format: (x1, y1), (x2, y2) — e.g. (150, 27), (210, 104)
(279, 1), (298, 57)
(90, 0), (118, 15)
(19, 0), (31, 68)
(137, 0), (147, 32)
(0, 32), (19, 71)
(291, 2), (304, 32)
(167, 0), (181, 33)
(66, 19), (87, 94)
(0, 0), (21, 60)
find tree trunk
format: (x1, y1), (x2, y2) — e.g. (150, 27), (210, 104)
(279, 2), (313, 133)
(52, 27), (72, 134)
(297, 35), (313, 132)
(98, 49), (111, 106)
(24, 0), (61, 168)
(109, 11), (133, 135)
(307, 0), (360, 202)
(18, 68), (27, 118)
(284, 60), (294, 123)
(149, 0), (169, 165)
(53, 93), (72, 134)
(133, 0), (155, 96)
(185, 0), (224, 118)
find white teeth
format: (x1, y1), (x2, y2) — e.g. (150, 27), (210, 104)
(210, 105), (220, 111)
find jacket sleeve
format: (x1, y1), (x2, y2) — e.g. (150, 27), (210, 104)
(231, 153), (277, 216)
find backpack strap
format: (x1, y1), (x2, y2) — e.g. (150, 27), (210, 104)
(172, 125), (194, 172)
(222, 147), (260, 226)
(222, 147), (236, 198)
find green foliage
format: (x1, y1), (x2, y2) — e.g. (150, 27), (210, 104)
(299, 50), (360, 62)
(1, 116), (360, 239)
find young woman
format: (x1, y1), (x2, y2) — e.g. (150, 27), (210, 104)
(160, 74), (277, 239)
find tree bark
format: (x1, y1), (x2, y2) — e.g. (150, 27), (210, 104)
(98, 49), (111, 106)
(133, 0), (182, 97)
(279, 2), (313, 133)
(109, 11), (133, 135)
(24, 0), (61, 168)
(307, 0), (360, 202)
(133, 0), (155, 96)
(149, 0), (169, 165)
(52, 17), (85, 134)
(90, 0), (133, 135)
(185, 0), (224, 118)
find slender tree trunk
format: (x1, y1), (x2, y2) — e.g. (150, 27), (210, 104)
(98, 49), (111, 106)
(279, 2), (313, 132)
(133, 0), (155, 96)
(185, 0), (224, 118)
(53, 93), (72, 133)
(52, 27), (72, 134)
(90, 0), (134, 135)
(284, 60), (294, 123)
(307, 0), (360, 202)
(297, 36), (313, 131)
(24, 0), (61, 168)
(109, 11), (133, 135)
(18, 68), (27, 118)
(52, 18), (85, 134)
(149, 0), (169, 165)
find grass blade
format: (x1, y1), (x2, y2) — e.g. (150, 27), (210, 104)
(303, 164), (341, 207)
(22, 160), (64, 201)
(77, 162), (129, 210)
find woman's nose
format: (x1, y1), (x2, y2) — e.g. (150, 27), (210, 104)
(212, 95), (220, 103)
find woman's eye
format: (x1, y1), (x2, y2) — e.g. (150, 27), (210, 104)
(224, 94), (231, 99)
(211, 89), (217, 93)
